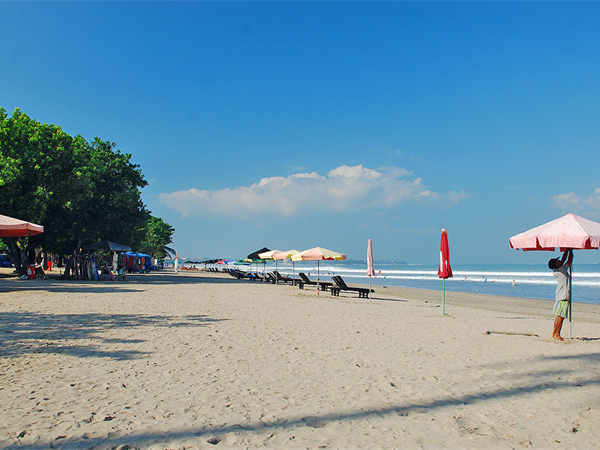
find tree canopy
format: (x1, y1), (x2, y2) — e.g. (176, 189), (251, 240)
(0, 107), (174, 272)
(138, 216), (176, 260)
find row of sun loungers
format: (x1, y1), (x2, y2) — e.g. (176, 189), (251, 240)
(224, 269), (374, 298)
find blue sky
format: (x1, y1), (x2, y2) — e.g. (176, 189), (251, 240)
(2, 2), (600, 264)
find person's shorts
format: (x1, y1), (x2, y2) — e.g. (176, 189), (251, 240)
(553, 299), (569, 318)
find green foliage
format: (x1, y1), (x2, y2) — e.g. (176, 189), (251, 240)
(139, 216), (175, 260)
(0, 107), (172, 272)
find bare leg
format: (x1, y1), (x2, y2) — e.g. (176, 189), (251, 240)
(553, 316), (565, 341)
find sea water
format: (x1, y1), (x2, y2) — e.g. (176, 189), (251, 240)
(262, 261), (600, 305)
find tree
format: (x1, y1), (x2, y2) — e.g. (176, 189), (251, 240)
(0, 108), (76, 273)
(139, 216), (175, 260)
(0, 107), (159, 275)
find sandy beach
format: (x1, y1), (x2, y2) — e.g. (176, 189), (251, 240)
(1, 268), (599, 449)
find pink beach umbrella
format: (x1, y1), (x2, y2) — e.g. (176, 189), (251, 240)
(273, 249), (300, 286)
(509, 213), (600, 251)
(510, 213), (600, 338)
(0, 214), (44, 237)
(292, 247), (346, 293)
(438, 228), (453, 315)
(259, 249), (281, 283)
(367, 239), (375, 302)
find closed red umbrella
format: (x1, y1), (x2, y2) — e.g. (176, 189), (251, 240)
(438, 228), (452, 315)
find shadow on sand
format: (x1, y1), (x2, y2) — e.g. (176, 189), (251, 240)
(0, 311), (224, 360)
(4, 352), (599, 449)
(0, 271), (244, 294)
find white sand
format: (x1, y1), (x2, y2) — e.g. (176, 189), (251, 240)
(1, 268), (600, 449)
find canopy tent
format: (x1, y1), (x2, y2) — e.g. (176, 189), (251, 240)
(292, 247), (347, 292)
(86, 240), (132, 252)
(509, 213), (600, 338)
(0, 214), (44, 237)
(124, 252), (155, 271)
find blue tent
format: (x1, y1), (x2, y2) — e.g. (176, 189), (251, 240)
(124, 252), (155, 271)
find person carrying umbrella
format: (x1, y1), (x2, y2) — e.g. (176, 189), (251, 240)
(548, 248), (573, 341)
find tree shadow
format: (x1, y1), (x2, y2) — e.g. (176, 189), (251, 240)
(0, 311), (224, 359)
(5, 361), (599, 450)
(0, 271), (245, 294)
(540, 351), (600, 363)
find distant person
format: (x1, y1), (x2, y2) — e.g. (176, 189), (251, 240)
(548, 249), (573, 341)
(118, 264), (127, 282)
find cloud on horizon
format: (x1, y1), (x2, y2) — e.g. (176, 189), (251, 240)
(553, 188), (600, 214)
(158, 164), (469, 219)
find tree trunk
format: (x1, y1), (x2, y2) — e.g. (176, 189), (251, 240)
(2, 237), (29, 276)
(64, 237), (83, 278)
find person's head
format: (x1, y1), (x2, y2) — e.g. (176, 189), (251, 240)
(548, 257), (562, 270)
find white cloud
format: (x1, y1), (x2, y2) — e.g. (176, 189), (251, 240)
(158, 164), (469, 219)
(552, 188), (600, 212)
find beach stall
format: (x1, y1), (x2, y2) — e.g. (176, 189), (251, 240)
(124, 252), (155, 273)
(86, 240), (132, 273)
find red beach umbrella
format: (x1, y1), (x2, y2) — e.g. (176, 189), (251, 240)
(367, 239), (375, 302)
(0, 214), (44, 237)
(438, 228), (452, 315)
(509, 213), (600, 338)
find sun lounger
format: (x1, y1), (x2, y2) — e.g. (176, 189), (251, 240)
(251, 272), (265, 282)
(230, 269), (255, 280)
(331, 275), (374, 298)
(297, 272), (333, 291)
(263, 272), (276, 283)
(273, 271), (294, 284)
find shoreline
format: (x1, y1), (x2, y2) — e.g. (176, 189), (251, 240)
(1, 269), (600, 449)
(7, 267), (595, 324)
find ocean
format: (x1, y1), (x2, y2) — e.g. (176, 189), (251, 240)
(256, 260), (600, 305)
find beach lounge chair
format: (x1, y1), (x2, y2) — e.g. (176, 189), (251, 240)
(248, 272), (266, 282)
(273, 271), (294, 284)
(297, 272), (333, 291)
(331, 276), (374, 298)
(231, 269), (252, 280)
(261, 272), (273, 283)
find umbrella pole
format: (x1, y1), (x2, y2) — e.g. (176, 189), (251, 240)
(292, 261), (295, 286)
(569, 260), (573, 339)
(275, 260), (278, 285)
(442, 279), (446, 315)
(317, 260), (320, 295)
(369, 275), (372, 303)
